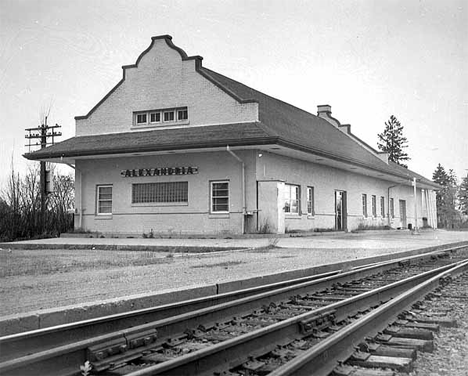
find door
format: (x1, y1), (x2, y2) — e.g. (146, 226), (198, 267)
(399, 199), (407, 228)
(335, 190), (347, 231)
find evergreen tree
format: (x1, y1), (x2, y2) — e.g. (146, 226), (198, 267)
(377, 115), (410, 168)
(458, 175), (468, 216)
(432, 164), (458, 228)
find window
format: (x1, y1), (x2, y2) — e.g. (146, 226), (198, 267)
(97, 185), (112, 215)
(211, 181), (229, 213)
(150, 112), (161, 123)
(178, 109), (188, 121)
(136, 113), (147, 125)
(362, 194), (367, 217)
(285, 184), (300, 214)
(163, 110), (175, 122)
(132, 182), (188, 204)
(390, 198), (395, 218)
(372, 195), (377, 217)
(134, 107), (188, 126)
(380, 196), (385, 217)
(307, 186), (315, 215)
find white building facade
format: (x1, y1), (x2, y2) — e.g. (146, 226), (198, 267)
(26, 36), (439, 236)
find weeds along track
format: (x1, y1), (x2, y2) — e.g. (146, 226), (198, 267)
(0, 246), (467, 376)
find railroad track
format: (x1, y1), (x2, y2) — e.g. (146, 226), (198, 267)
(1, 246), (467, 376)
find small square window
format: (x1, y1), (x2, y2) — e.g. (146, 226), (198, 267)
(164, 111), (175, 122)
(178, 109), (188, 121)
(136, 113), (147, 124)
(150, 112), (161, 123)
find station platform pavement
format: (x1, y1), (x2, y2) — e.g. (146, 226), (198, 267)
(5, 228), (468, 252)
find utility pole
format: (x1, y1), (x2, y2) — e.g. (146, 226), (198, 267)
(25, 117), (62, 232)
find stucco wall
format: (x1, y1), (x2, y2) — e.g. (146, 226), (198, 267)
(75, 150), (257, 235)
(75, 38), (258, 136)
(254, 151), (430, 232)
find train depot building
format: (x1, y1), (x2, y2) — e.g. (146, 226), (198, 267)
(26, 35), (439, 236)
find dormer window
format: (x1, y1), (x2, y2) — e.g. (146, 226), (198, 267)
(163, 110), (175, 122)
(150, 112), (161, 123)
(178, 109), (188, 121)
(134, 107), (188, 127)
(136, 113), (147, 125)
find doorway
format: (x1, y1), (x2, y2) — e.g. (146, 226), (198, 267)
(399, 199), (407, 228)
(335, 190), (347, 231)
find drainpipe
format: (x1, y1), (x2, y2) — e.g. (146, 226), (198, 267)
(412, 177), (419, 234)
(387, 184), (399, 227)
(65, 162), (82, 229)
(226, 145), (246, 234)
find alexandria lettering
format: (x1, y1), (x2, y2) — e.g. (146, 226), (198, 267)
(120, 166), (199, 178)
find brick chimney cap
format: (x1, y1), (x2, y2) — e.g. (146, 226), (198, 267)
(317, 104), (332, 114)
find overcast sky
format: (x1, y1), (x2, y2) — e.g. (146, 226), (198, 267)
(1, 0), (467, 189)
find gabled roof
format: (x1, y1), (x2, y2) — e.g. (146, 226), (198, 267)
(24, 36), (439, 189)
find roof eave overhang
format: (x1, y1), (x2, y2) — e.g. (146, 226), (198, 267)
(24, 137), (439, 190)
(23, 136), (280, 162)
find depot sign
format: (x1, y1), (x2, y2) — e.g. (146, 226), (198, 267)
(121, 166), (198, 178)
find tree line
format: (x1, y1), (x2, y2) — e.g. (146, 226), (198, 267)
(0, 164), (74, 242)
(377, 114), (467, 228)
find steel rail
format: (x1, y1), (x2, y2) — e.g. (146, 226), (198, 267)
(1, 247), (457, 363)
(0, 248), (462, 376)
(117, 259), (468, 376)
(0, 250), (449, 363)
(120, 258), (468, 376)
(0, 270), (344, 361)
(269, 259), (468, 376)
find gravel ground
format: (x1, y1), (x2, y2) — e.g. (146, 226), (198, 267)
(1, 230), (467, 317)
(395, 271), (468, 375)
(0, 246), (406, 316)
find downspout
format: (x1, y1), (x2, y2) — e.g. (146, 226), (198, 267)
(387, 184), (399, 227)
(65, 162), (82, 229)
(412, 177), (419, 234)
(226, 145), (246, 234)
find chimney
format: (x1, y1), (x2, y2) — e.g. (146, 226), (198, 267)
(317, 104), (332, 118)
(317, 104), (340, 127)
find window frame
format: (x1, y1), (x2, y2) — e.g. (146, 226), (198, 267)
(380, 196), (385, 217)
(136, 113), (148, 125)
(284, 184), (300, 215)
(133, 107), (188, 127)
(132, 182), (188, 205)
(210, 180), (229, 214)
(149, 111), (161, 124)
(96, 185), (113, 215)
(371, 195), (377, 217)
(390, 198), (395, 218)
(306, 186), (315, 216)
(163, 110), (175, 122)
(177, 109), (188, 121)
(362, 194), (368, 217)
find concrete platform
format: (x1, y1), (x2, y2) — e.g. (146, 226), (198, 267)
(1, 229), (467, 336)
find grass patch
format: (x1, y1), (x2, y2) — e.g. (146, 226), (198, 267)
(0, 249), (174, 277)
(190, 261), (245, 269)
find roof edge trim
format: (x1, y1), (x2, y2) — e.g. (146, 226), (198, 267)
(23, 137), (279, 161)
(196, 68), (258, 105)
